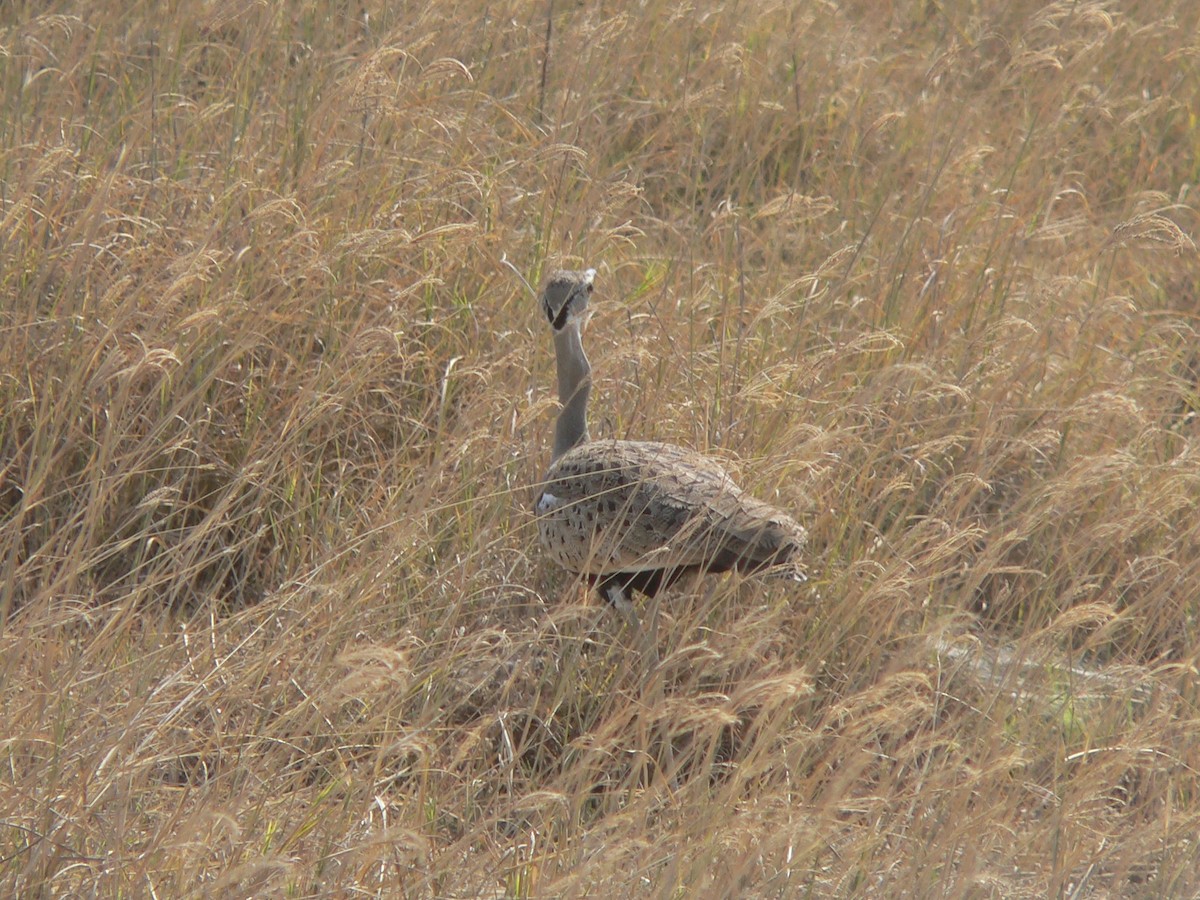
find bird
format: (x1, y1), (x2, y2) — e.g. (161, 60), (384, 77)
(533, 267), (807, 626)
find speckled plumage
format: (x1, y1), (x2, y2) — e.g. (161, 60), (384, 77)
(533, 268), (807, 609)
(538, 438), (807, 596)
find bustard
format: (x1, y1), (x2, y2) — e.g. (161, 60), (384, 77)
(534, 268), (807, 621)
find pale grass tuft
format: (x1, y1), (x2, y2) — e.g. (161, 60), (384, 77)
(1106, 211), (1198, 255)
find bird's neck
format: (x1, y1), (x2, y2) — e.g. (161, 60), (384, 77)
(552, 324), (591, 460)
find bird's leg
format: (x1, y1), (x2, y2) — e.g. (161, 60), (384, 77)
(602, 582), (639, 629)
(644, 593), (663, 672)
(602, 586), (675, 792)
(602, 583), (661, 668)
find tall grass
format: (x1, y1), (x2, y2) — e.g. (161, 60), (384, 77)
(2, 1), (1199, 895)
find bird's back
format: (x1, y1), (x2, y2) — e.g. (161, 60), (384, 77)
(535, 439), (806, 588)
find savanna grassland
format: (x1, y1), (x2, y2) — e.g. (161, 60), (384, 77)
(2, 1), (1200, 896)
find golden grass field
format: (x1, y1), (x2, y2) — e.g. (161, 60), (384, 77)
(3, 1), (1200, 896)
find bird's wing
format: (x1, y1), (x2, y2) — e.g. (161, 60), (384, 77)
(542, 440), (804, 575)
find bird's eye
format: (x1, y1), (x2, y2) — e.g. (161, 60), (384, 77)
(586, 283), (594, 294)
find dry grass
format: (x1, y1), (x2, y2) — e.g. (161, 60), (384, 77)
(2, 1), (1200, 896)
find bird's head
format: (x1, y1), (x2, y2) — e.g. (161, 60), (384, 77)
(540, 268), (596, 333)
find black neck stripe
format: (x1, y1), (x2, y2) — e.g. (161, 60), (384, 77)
(552, 300), (570, 330)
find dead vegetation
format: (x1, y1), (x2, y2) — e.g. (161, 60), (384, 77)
(2, 1), (1199, 896)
